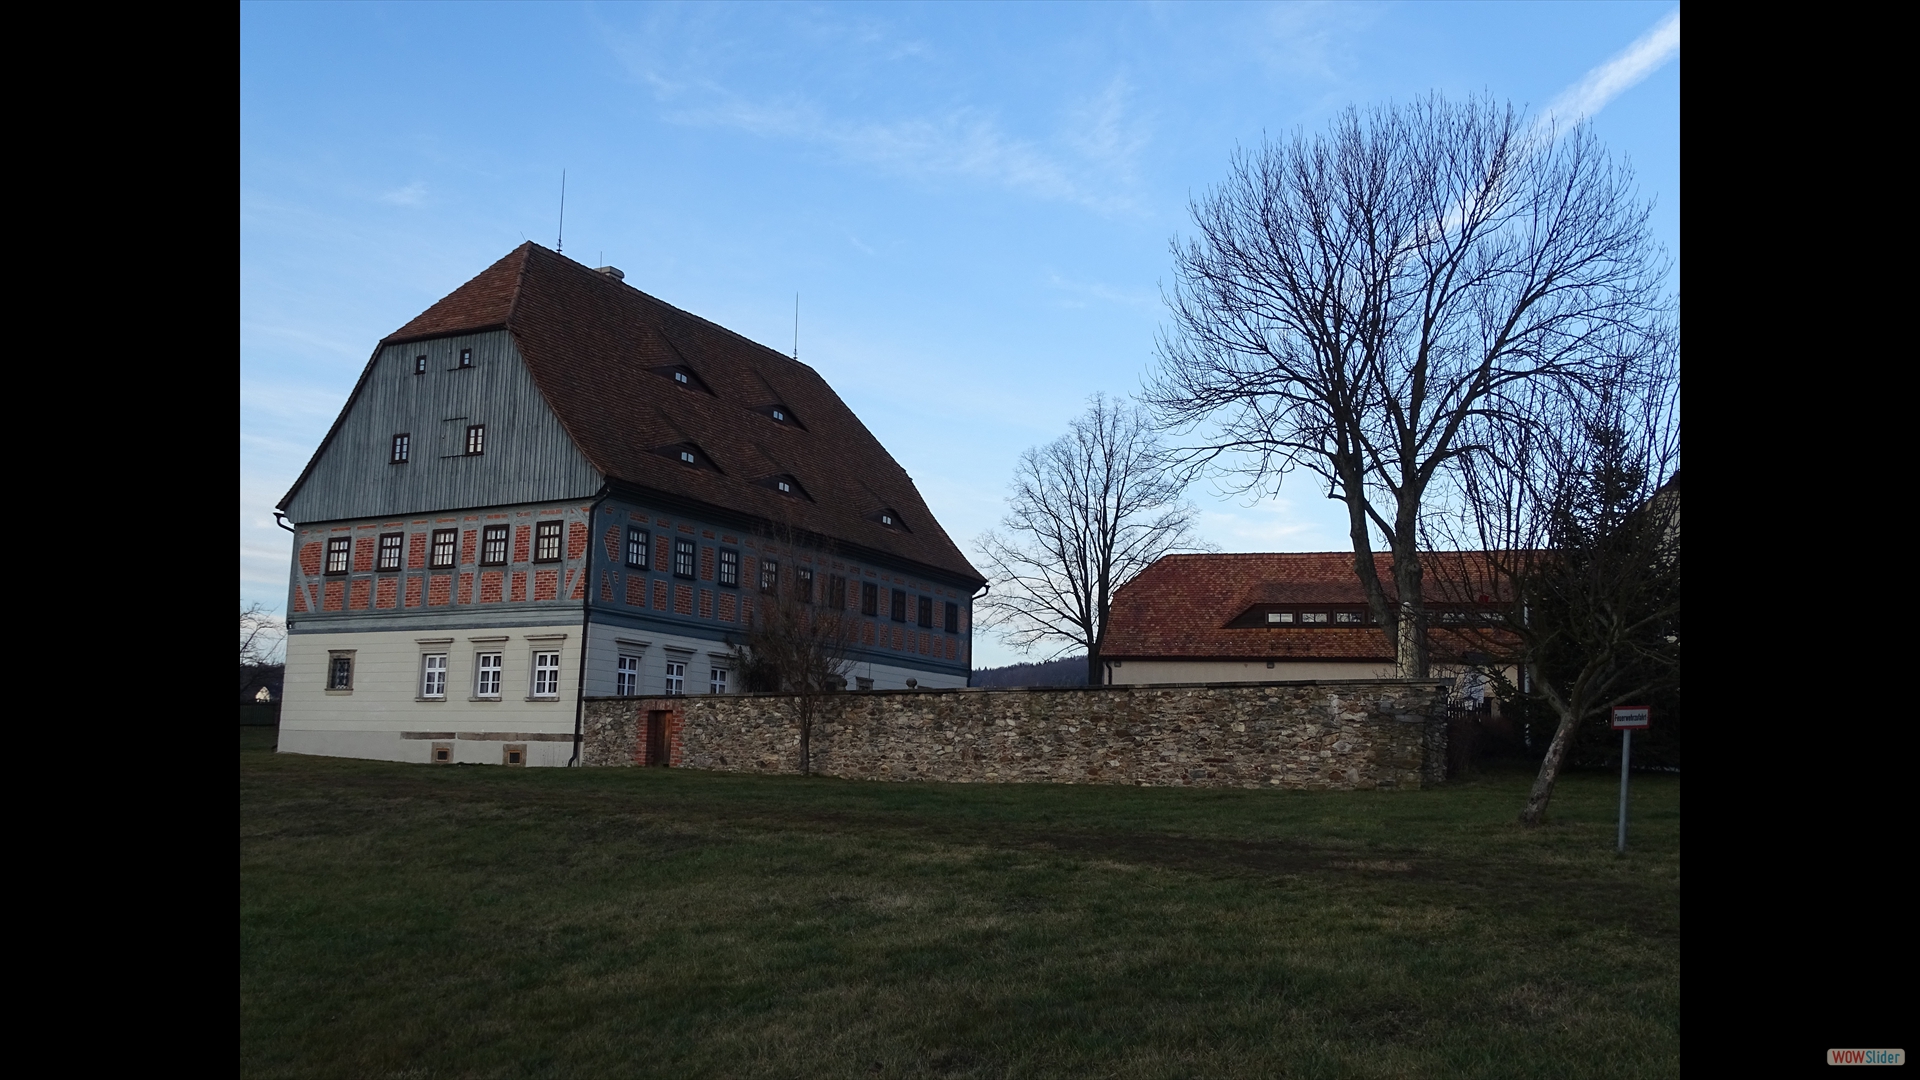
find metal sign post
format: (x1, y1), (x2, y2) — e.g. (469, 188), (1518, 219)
(1611, 706), (1650, 854)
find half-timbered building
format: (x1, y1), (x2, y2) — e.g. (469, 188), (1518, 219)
(277, 243), (984, 766)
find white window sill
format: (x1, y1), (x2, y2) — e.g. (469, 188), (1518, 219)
(525, 696), (561, 703)
(416, 696), (447, 703)
(468, 696), (502, 703)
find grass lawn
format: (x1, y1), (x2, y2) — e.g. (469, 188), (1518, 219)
(240, 728), (1678, 1079)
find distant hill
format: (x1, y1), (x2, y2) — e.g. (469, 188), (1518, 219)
(970, 656), (1090, 688)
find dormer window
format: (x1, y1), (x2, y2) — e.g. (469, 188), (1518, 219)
(762, 474), (810, 500)
(680, 451), (695, 464)
(1267, 612), (1293, 624)
(771, 409), (786, 422)
(872, 507), (906, 530)
(753, 404), (804, 428)
(652, 365), (714, 394)
(777, 480), (791, 493)
(881, 513), (893, 525)
(659, 443), (719, 472)
(674, 371), (688, 385)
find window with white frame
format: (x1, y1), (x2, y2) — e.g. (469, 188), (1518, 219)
(616, 655), (639, 697)
(465, 424), (485, 455)
(626, 528), (650, 569)
(709, 666), (728, 694)
(533, 652), (561, 698)
(431, 529), (457, 568)
(391, 433), (410, 463)
(675, 538), (696, 579)
(1266, 612), (1294, 624)
(325, 537), (351, 575)
(535, 520), (563, 562)
(664, 661), (685, 696)
(459, 347), (473, 368)
(475, 653), (503, 698)
(414, 354), (427, 375)
(378, 533), (404, 571)
(421, 654), (447, 699)
(719, 548), (739, 587)
(481, 525), (509, 566)
(760, 559), (779, 593)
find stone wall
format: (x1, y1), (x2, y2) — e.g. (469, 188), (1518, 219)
(583, 679), (1450, 790)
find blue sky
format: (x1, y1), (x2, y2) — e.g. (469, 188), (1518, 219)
(240, 2), (1678, 669)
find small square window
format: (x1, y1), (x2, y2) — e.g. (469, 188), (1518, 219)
(944, 601), (959, 634)
(880, 513), (894, 526)
(421, 654), (447, 698)
(718, 548), (738, 587)
(325, 537), (351, 575)
(709, 666), (728, 695)
(378, 533), (404, 571)
(1267, 612), (1293, 624)
(777, 480), (791, 493)
(459, 348), (473, 368)
(414, 355), (427, 375)
(391, 433), (410, 464)
(465, 425), (485, 455)
(430, 529), (458, 569)
(475, 653), (502, 698)
(616, 655), (639, 697)
(535, 521), (563, 563)
(673, 371), (689, 384)
(533, 651), (561, 698)
(627, 528), (651, 570)
(676, 538), (697, 579)
(665, 661), (685, 696)
(481, 525), (509, 566)
(917, 595), (933, 628)
(861, 581), (878, 617)
(679, 450), (695, 464)
(759, 558), (779, 592)
(771, 409), (785, 421)
(890, 589), (907, 623)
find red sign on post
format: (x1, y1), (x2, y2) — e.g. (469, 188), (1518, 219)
(1611, 706), (1650, 730)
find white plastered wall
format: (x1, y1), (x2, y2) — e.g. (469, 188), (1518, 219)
(281, 623), (582, 766)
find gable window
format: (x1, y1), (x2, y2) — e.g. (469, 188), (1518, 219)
(420, 654), (447, 699)
(533, 652), (561, 698)
(944, 601), (959, 634)
(1266, 612), (1294, 624)
(759, 558), (779, 593)
(459, 347), (473, 368)
(709, 666), (728, 695)
(535, 521), (563, 563)
(430, 529), (457, 569)
(475, 653), (502, 698)
(627, 528), (651, 570)
(861, 581), (879, 617)
(414, 355), (427, 375)
(325, 537), (351, 575)
(891, 589), (907, 622)
(391, 433), (410, 464)
(479, 525), (509, 566)
(327, 653), (354, 691)
(718, 548), (739, 587)
(829, 574), (847, 610)
(664, 661), (685, 696)
(377, 533), (404, 572)
(465, 425), (485, 455)
(616, 655), (639, 697)
(675, 538), (697, 579)
(917, 595), (933, 628)
(797, 567), (814, 604)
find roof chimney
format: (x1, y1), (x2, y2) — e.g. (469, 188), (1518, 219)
(594, 266), (625, 281)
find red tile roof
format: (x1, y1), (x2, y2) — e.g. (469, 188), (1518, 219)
(1103, 552), (1509, 661)
(288, 244), (982, 585)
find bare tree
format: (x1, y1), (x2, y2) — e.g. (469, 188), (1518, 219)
(1146, 94), (1675, 677)
(240, 601), (285, 695)
(976, 394), (1206, 686)
(1425, 361), (1680, 826)
(729, 529), (858, 776)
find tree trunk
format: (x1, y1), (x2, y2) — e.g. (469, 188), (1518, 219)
(798, 697), (812, 776)
(1086, 646), (1104, 686)
(1519, 702), (1583, 826)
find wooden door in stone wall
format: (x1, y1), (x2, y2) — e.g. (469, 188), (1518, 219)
(646, 710), (670, 766)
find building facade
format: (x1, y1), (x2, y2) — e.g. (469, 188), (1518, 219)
(278, 244), (984, 766)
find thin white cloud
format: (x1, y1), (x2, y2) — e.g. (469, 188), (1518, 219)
(1540, 10), (1680, 130)
(378, 181), (429, 206)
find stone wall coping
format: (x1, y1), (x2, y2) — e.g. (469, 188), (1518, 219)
(583, 678), (1448, 705)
